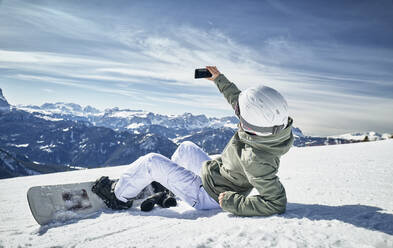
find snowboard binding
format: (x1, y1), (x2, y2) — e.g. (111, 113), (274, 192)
(92, 176), (133, 210)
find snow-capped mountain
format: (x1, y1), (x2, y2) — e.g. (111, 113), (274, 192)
(328, 131), (392, 141)
(0, 107), (177, 177)
(19, 101), (391, 143)
(1, 140), (392, 247)
(0, 88), (10, 112)
(1, 89), (392, 179)
(1, 94), (236, 178)
(17, 103), (239, 132)
(18, 101), (391, 146)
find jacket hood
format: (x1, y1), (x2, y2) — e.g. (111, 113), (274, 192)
(237, 117), (294, 157)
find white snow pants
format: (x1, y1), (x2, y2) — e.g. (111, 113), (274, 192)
(114, 141), (220, 210)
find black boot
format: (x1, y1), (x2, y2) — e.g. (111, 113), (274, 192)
(92, 176), (133, 210)
(140, 191), (177, 212)
(157, 191), (177, 208)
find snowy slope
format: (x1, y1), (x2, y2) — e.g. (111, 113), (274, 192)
(0, 140), (392, 247)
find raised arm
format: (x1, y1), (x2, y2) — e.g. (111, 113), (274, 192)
(205, 66), (241, 111)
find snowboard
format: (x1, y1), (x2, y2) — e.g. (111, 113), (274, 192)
(27, 180), (154, 225)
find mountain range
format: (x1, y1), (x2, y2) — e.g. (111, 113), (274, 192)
(0, 88), (391, 179)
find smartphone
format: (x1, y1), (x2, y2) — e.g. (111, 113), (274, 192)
(194, 68), (212, 79)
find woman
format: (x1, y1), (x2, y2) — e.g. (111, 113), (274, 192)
(94, 66), (294, 216)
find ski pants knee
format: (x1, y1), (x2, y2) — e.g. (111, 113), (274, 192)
(114, 141), (220, 210)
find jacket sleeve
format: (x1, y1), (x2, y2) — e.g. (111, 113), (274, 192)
(213, 74), (241, 111)
(220, 148), (287, 216)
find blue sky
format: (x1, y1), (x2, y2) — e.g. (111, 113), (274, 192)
(0, 0), (392, 135)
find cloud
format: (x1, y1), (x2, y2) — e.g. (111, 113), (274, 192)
(1, 1), (108, 42)
(1, 0), (392, 135)
(10, 74), (139, 98)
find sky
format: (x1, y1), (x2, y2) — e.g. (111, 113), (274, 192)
(0, 0), (392, 136)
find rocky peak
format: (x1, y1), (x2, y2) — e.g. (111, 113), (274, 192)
(0, 88), (11, 111)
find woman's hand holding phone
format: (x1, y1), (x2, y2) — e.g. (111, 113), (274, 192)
(205, 66), (220, 81)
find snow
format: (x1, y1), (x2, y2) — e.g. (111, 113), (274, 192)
(126, 123), (145, 129)
(66, 165), (87, 170)
(171, 134), (192, 144)
(10, 143), (29, 148)
(39, 144), (56, 153)
(208, 119), (238, 129)
(17, 104), (104, 119)
(223, 122), (238, 129)
(16, 107), (54, 116)
(1, 140), (392, 247)
(36, 115), (63, 122)
(109, 110), (149, 119)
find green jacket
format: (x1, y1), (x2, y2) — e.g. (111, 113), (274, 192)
(201, 74), (294, 216)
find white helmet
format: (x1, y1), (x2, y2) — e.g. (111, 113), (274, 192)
(237, 85), (289, 136)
